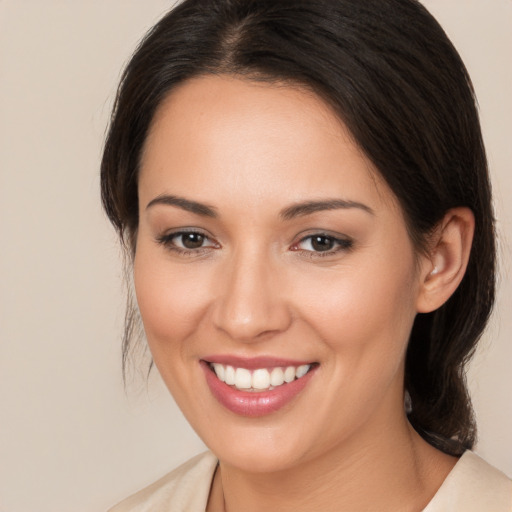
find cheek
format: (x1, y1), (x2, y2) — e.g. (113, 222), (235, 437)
(294, 251), (419, 365)
(288, 256), (419, 438)
(133, 247), (212, 354)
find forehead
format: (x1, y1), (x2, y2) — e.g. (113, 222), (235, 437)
(139, 74), (396, 215)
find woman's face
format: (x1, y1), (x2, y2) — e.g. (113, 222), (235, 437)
(135, 75), (428, 472)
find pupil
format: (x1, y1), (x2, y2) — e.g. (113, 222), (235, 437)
(182, 233), (204, 249)
(311, 236), (333, 251)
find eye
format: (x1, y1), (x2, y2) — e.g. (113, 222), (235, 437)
(291, 233), (353, 255)
(174, 232), (209, 249)
(156, 230), (219, 253)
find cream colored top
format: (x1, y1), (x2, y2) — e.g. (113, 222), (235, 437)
(108, 450), (512, 511)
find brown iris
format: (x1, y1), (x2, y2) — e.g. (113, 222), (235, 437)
(180, 233), (205, 249)
(310, 235), (335, 251)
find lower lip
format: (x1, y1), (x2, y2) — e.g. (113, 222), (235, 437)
(201, 361), (317, 417)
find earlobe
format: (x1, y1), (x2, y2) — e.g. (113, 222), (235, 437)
(416, 207), (475, 313)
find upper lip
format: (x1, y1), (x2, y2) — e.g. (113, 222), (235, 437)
(202, 355), (316, 369)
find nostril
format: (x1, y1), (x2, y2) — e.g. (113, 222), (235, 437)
(211, 298), (293, 342)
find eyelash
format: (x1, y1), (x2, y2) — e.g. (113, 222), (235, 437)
(156, 231), (353, 258)
(291, 234), (353, 258)
(156, 230), (218, 257)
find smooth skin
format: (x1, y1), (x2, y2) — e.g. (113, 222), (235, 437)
(134, 75), (474, 511)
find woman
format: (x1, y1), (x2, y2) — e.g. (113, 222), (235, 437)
(102, 0), (511, 510)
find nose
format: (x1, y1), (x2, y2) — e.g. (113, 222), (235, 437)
(211, 248), (292, 342)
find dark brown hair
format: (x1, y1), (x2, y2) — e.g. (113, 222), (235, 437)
(101, 0), (496, 456)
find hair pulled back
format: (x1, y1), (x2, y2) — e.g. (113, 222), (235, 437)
(101, 0), (496, 456)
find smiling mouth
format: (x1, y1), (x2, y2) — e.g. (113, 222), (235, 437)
(206, 362), (317, 392)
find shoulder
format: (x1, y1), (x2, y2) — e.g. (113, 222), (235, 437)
(107, 451), (218, 512)
(424, 451), (512, 511)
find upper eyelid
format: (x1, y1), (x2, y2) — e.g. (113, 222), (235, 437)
(296, 234), (351, 245)
(159, 227), (213, 239)
(157, 229), (216, 245)
(294, 231), (352, 244)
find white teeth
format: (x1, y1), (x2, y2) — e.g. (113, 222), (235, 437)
(210, 362), (312, 391)
(212, 363), (225, 382)
(252, 369), (271, 390)
(225, 365), (236, 385)
(235, 368), (252, 389)
(296, 364), (310, 378)
(270, 367), (285, 387)
(284, 366), (296, 383)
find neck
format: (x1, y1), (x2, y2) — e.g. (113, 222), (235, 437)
(208, 407), (456, 512)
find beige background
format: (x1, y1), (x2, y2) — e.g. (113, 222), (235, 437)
(0, 1), (510, 511)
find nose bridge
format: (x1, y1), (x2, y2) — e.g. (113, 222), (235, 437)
(212, 243), (290, 341)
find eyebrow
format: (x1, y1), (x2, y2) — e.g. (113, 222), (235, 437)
(146, 194), (218, 217)
(280, 199), (374, 220)
(146, 194), (373, 220)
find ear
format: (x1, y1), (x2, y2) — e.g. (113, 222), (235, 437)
(416, 207), (475, 313)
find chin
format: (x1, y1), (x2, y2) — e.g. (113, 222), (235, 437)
(213, 439), (307, 474)
(193, 411), (326, 474)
